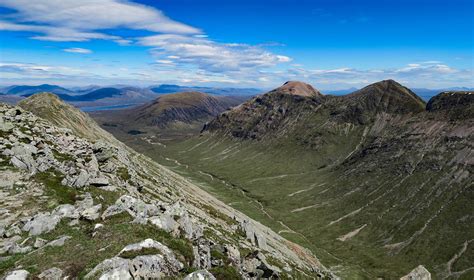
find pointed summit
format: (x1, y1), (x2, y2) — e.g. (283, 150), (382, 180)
(348, 79), (426, 114)
(272, 81), (322, 97)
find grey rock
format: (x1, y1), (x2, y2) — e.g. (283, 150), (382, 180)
(11, 144), (37, 156)
(184, 270), (216, 280)
(178, 214), (203, 240)
(46, 235), (71, 247)
(149, 214), (178, 234)
(89, 176), (109, 186)
(4, 225), (22, 238)
(86, 239), (184, 279)
(400, 265), (431, 280)
(85, 257), (131, 280)
(4, 269), (29, 280)
(100, 161), (117, 173)
(10, 156), (28, 170)
(93, 142), (115, 163)
(102, 195), (159, 220)
(0, 119), (14, 132)
(239, 220), (267, 250)
(23, 212), (60, 236)
(7, 243), (33, 254)
(80, 204), (102, 221)
(53, 204), (79, 219)
(38, 267), (64, 280)
(193, 238), (212, 269)
(34, 238), (48, 249)
(224, 244), (241, 266)
(64, 169), (90, 188)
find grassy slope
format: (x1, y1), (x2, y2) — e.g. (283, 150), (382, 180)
(106, 115), (473, 279)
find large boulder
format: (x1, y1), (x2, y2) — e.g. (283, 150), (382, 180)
(85, 239), (184, 279)
(22, 212), (60, 236)
(4, 270), (29, 280)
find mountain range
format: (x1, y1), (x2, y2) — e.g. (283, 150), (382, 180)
(96, 79), (473, 279)
(0, 84), (260, 112)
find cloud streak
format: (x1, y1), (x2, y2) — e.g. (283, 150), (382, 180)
(0, 0), (200, 42)
(63, 48), (92, 54)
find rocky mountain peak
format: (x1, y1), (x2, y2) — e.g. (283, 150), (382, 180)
(426, 91), (474, 119)
(347, 79), (426, 115)
(272, 81), (322, 97)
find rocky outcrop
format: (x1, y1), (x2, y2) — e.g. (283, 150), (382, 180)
(86, 239), (184, 279)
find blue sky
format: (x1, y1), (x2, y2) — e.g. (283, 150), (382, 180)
(0, 0), (472, 89)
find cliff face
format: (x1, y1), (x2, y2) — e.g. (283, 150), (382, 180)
(0, 95), (335, 279)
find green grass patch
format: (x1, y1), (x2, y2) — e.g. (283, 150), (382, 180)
(117, 167), (131, 181)
(33, 169), (77, 205)
(209, 265), (240, 280)
(52, 149), (75, 162)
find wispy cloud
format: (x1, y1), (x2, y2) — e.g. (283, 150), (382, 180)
(63, 48), (92, 54)
(139, 34), (291, 75)
(0, 0), (200, 42)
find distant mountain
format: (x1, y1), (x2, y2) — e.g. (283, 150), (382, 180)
(150, 84), (261, 96)
(91, 91), (247, 136)
(130, 91), (244, 128)
(0, 84), (72, 96)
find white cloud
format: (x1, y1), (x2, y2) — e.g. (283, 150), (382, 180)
(139, 34), (292, 74)
(63, 48), (92, 54)
(0, 0), (200, 42)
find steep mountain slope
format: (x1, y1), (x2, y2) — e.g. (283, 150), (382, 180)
(130, 92), (242, 127)
(203, 81), (324, 140)
(17, 93), (118, 144)
(117, 81), (473, 278)
(0, 95), (335, 279)
(90, 91), (247, 141)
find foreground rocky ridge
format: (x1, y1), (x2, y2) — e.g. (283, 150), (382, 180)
(0, 100), (335, 279)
